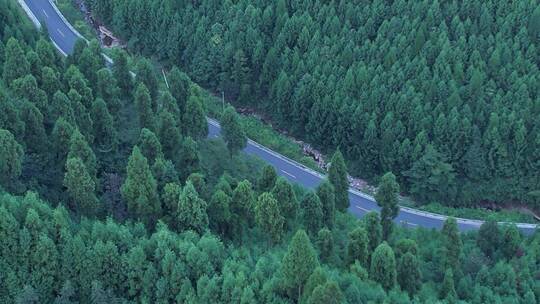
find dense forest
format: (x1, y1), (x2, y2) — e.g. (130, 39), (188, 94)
(86, 0), (540, 209)
(1, 1), (540, 303)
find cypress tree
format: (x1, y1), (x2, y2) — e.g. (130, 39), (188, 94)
(440, 268), (457, 302)
(168, 67), (190, 113)
(375, 172), (399, 240)
(363, 211), (382, 252)
(316, 180), (335, 228)
(281, 230), (319, 300)
(301, 191), (324, 235)
(258, 164), (277, 192)
(137, 128), (163, 164)
(221, 106), (247, 155)
(307, 281), (344, 304)
(347, 227), (369, 266)
(316, 228), (334, 262)
(112, 49), (132, 97)
(67, 129), (97, 182)
(3, 38), (30, 86)
(176, 181), (208, 233)
(91, 98), (117, 151)
(121, 146), (161, 226)
(0, 129), (24, 190)
(328, 149), (349, 211)
(271, 177), (299, 222)
(370, 242), (397, 291)
(254, 192), (284, 243)
(63, 157), (99, 216)
(135, 58), (159, 103)
(397, 252), (421, 296)
(442, 217), (461, 270)
(182, 96), (207, 139)
(476, 216), (500, 258)
(134, 83), (155, 130)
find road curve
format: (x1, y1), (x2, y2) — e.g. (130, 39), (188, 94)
(21, 0), (538, 234)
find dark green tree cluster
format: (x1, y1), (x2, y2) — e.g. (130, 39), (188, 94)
(90, 0), (540, 209)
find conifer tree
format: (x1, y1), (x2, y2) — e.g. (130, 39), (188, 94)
(112, 49), (132, 97)
(316, 228), (334, 262)
(137, 128), (163, 164)
(442, 217), (461, 270)
(271, 177), (299, 222)
(301, 191), (323, 235)
(64, 157), (99, 216)
(177, 137), (200, 181)
(375, 172), (399, 240)
(328, 149), (349, 211)
(67, 129), (97, 182)
(3, 38), (30, 85)
(157, 110), (181, 160)
(96, 68), (121, 113)
(168, 67), (190, 114)
(440, 268), (457, 302)
(347, 227), (369, 266)
(476, 216), (500, 258)
(221, 106), (247, 155)
(176, 181), (208, 233)
(254, 192), (284, 243)
(135, 58), (159, 103)
(258, 164), (277, 192)
(281, 229), (319, 300)
(307, 280), (344, 304)
(363, 212), (382, 252)
(231, 180), (255, 225)
(121, 146), (161, 226)
(501, 224), (521, 260)
(370, 242), (397, 291)
(134, 83), (155, 130)
(397, 252), (421, 296)
(316, 181), (335, 228)
(91, 98), (117, 150)
(0, 129), (24, 190)
(182, 96), (208, 139)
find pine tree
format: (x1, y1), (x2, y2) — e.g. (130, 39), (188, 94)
(301, 191), (323, 235)
(0, 129), (24, 190)
(137, 128), (163, 164)
(177, 181), (208, 233)
(347, 227), (369, 266)
(440, 268), (457, 302)
(134, 83), (155, 130)
(328, 149), (349, 211)
(182, 96), (207, 139)
(375, 172), (400, 240)
(271, 177), (299, 222)
(501, 224), (521, 260)
(31, 235), (59, 300)
(476, 216), (500, 258)
(281, 230), (319, 300)
(20, 102), (47, 153)
(3, 38), (30, 86)
(442, 217), (461, 270)
(157, 110), (181, 160)
(370, 242), (397, 291)
(316, 181), (335, 228)
(91, 98), (117, 151)
(258, 164), (277, 192)
(96, 68), (121, 114)
(121, 146), (161, 226)
(254, 192), (284, 243)
(67, 129), (97, 182)
(307, 280), (344, 304)
(397, 252), (421, 296)
(167, 67), (190, 114)
(231, 180), (255, 226)
(208, 190), (231, 235)
(135, 58), (159, 103)
(64, 157), (99, 216)
(112, 49), (132, 97)
(363, 212), (382, 252)
(221, 106), (247, 155)
(176, 137), (200, 181)
(316, 228), (334, 262)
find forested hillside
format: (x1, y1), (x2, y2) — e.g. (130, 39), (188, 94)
(86, 0), (540, 209)
(1, 1), (540, 303)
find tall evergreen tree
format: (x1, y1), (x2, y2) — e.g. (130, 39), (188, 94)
(363, 212), (382, 252)
(3, 38), (30, 86)
(221, 106), (247, 156)
(375, 172), (400, 240)
(182, 96), (208, 139)
(370, 242), (397, 291)
(0, 129), (24, 190)
(112, 49), (132, 97)
(64, 157), (99, 216)
(347, 227), (369, 267)
(301, 191), (324, 235)
(254, 192), (284, 243)
(281, 230), (319, 300)
(271, 177), (299, 223)
(397, 252), (421, 296)
(442, 217), (461, 270)
(316, 181), (336, 228)
(135, 58), (159, 103)
(121, 146), (161, 226)
(328, 149), (349, 211)
(258, 164), (277, 192)
(134, 83), (155, 130)
(176, 181), (208, 233)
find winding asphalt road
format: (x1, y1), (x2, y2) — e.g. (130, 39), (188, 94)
(21, 0), (538, 234)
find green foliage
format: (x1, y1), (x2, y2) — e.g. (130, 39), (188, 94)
(271, 177), (298, 224)
(177, 181), (208, 233)
(301, 191), (323, 235)
(3, 38), (30, 86)
(257, 164), (277, 192)
(63, 157), (99, 216)
(316, 181), (335, 228)
(375, 172), (399, 240)
(112, 49), (132, 97)
(91, 98), (117, 150)
(183, 96), (207, 139)
(281, 230), (319, 300)
(370, 242), (397, 291)
(363, 212), (382, 252)
(0, 129), (24, 189)
(442, 218), (462, 270)
(221, 106), (247, 155)
(477, 217), (501, 258)
(397, 252), (421, 296)
(137, 128), (162, 164)
(254, 192), (284, 243)
(135, 58), (158, 102)
(328, 150), (349, 211)
(134, 83), (155, 130)
(121, 146), (161, 226)
(347, 227), (369, 267)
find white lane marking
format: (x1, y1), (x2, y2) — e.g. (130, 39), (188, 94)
(400, 220), (418, 227)
(42, 10), (49, 18)
(281, 170), (296, 179)
(355, 205), (370, 212)
(57, 29), (65, 37)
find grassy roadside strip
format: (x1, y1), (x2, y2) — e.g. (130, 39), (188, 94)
(54, 0), (538, 225)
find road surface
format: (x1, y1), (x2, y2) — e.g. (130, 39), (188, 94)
(21, 0), (538, 234)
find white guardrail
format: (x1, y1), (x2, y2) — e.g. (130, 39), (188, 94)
(19, 1), (538, 232)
